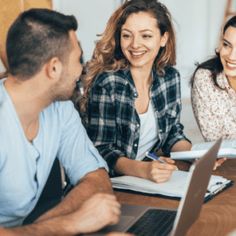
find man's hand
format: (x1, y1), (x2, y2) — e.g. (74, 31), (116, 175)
(146, 157), (178, 183)
(68, 193), (121, 234)
(37, 168), (112, 222)
(0, 193), (121, 236)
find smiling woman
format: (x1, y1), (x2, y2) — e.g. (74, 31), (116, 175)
(191, 15), (236, 142)
(76, 0), (191, 184)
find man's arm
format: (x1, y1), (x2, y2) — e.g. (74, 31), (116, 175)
(0, 216), (74, 236)
(37, 168), (112, 222)
(0, 193), (120, 236)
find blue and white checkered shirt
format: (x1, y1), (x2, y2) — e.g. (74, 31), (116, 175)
(84, 67), (189, 174)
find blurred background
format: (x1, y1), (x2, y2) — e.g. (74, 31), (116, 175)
(53, 0), (229, 98)
(1, 0), (235, 143)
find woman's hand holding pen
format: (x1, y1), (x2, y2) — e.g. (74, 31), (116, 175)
(146, 157), (178, 183)
(114, 155), (178, 183)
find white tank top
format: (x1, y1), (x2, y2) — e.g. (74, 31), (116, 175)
(136, 101), (158, 161)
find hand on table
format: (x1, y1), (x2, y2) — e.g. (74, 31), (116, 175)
(68, 193), (121, 234)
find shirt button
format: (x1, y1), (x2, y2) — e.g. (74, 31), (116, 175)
(133, 92), (138, 97)
(134, 143), (138, 147)
(136, 124), (140, 128)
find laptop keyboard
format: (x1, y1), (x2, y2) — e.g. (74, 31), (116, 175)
(127, 209), (177, 236)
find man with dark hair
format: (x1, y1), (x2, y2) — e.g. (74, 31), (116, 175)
(0, 8), (121, 235)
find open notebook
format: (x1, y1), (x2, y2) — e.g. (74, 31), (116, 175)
(87, 138), (231, 236)
(111, 170), (232, 201)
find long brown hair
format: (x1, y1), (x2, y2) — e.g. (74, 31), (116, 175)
(80, 0), (176, 112)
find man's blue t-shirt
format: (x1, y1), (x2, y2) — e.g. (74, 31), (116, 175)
(0, 79), (108, 227)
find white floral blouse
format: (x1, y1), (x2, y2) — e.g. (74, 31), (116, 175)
(191, 68), (236, 141)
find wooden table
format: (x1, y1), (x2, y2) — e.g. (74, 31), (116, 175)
(114, 159), (236, 236)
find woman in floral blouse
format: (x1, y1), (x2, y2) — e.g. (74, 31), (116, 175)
(79, 0), (191, 183)
(191, 16), (236, 142)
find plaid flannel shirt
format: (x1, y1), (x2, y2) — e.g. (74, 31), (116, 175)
(84, 67), (189, 174)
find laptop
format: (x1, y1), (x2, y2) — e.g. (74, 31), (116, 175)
(87, 138), (222, 236)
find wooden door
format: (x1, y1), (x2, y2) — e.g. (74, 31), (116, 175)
(0, 0), (52, 68)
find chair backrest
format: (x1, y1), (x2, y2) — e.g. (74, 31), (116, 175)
(0, 0), (52, 68)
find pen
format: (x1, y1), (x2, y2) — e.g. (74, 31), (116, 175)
(206, 181), (223, 193)
(145, 151), (165, 163)
(145, 151), (179, 170)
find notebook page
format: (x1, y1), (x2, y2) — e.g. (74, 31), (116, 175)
(112, 171), (189, 197)
(111, 171), (230, 198)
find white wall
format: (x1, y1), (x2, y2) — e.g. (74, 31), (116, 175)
(0, 0), (227, 97)
(162, 0), (225, 97)
(54, 0), (226, 98)
(54, 0), (122, 61)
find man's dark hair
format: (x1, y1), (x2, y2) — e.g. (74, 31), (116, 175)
(6, 8), (78, 79)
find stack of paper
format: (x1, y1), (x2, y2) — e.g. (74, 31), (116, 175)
(111, 170), (232, 199)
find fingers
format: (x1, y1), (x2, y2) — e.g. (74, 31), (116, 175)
(217, 158), (227, 165)
(213, 158), (227, 170)
(87, 193), (121, 225)
(153, 160), (178, 171)
(150, 168), (172, 182)
(98, 194), (121, 225)
(148, 161), (177, 183)
(213, 162), (219, 171)
(97, 194), (121, 212)
(81, 193), (121, 219)
(159, 156), (175, 164)
(108, 209), (121, 225)
(71, 193), (122, 234)
(151, 173), (171, 183)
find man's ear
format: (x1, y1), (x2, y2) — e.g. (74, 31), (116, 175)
(160, 32), (169, 47)
(46, 57), (63, 81)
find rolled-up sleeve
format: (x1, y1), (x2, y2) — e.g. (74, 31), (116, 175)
(57, 102), (108, 186)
